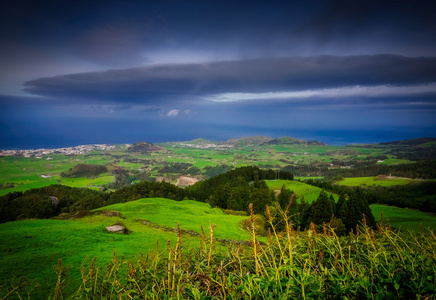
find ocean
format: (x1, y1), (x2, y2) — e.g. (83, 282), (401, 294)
(1, 120), (435, 150)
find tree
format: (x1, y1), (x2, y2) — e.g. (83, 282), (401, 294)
(278, 185), (290, 209)
(305, 190), (335, 226)
(250, 189), (271, 214)
(336, 194), (347, 221)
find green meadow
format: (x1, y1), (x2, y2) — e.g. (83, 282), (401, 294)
(265, 179), (338, 203)
(0, 175), (115, 196)
(0, 155), (116, 196)
(0, 198), (249, 298)
(93, 198), (250, 241)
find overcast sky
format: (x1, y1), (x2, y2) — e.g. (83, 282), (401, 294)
(1, 0), (435, 148)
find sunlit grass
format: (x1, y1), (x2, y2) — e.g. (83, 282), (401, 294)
(371, 204), (436, 231)
(265, 180), (338, 203)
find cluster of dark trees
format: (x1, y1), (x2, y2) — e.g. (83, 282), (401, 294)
(325, 160), (436, 179)
(186, 166), (293, 201)
(282, 160), (436, 179)
(0, 185), (104, 222)
(60, 164), (108, 178)
(276, 187), (376, 234)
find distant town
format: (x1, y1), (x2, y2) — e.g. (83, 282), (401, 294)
(0, 144), (116, 158)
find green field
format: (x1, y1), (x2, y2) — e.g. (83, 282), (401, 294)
(265, 180), (338, 203)
(0, 198), (249, 297)
(379, 158), (414, 165)
(0, 175), (115, 196)
(337, 176), (417, 187)
(2, 138), (433, 198)
(94, 198), (249, 241)
(370, 204), (436, 231)
(0, 155), (116, 196)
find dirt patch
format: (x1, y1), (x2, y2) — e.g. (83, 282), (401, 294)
(176, 176), (199, 187)
(156, 176), (171, 182)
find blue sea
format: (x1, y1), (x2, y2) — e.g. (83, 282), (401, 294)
(1, 119), (435, 150)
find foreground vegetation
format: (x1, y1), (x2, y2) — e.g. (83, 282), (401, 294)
(2, 205), (435, 299)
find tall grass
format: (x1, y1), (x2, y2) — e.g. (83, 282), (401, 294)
(2, 208), (436, 299)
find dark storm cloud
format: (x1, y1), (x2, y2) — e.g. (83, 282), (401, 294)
(291, 0), (436, 55)
(23, 55), (436, 103)
(298, 0), (436, 39)
(2, 0), (436, 96)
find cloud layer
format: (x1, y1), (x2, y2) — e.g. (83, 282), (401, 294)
(23, 55), (436, 104)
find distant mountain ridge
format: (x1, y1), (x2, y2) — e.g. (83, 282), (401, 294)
(225, 136), (327, 146)
(160, 136), (328, 147)
(227, 136), (274, 145)
(266, 136), (326, 146)
(168, 136), (328, 146)
(379, 137), (436, 146)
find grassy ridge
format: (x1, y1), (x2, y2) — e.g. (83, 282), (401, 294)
(94, 198), (249, 240)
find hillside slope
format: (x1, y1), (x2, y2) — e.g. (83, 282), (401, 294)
(0, 198), (249, 298)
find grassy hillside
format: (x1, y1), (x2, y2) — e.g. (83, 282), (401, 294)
(265, 180), (338, 203)
(2, 198), (436, 299)
(336, 176), (418, 187)
(93, 198), (249, 241)
(0, 198), (249, 298)
(4, 208), (436, 299)
(371, 204), (436, 231)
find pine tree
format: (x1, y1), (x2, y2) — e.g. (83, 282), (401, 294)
(278, 185), (290, 209)
(344, 196), (362, 231)
(306, 190), (335, 226)
(336, 194), (347, 221)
